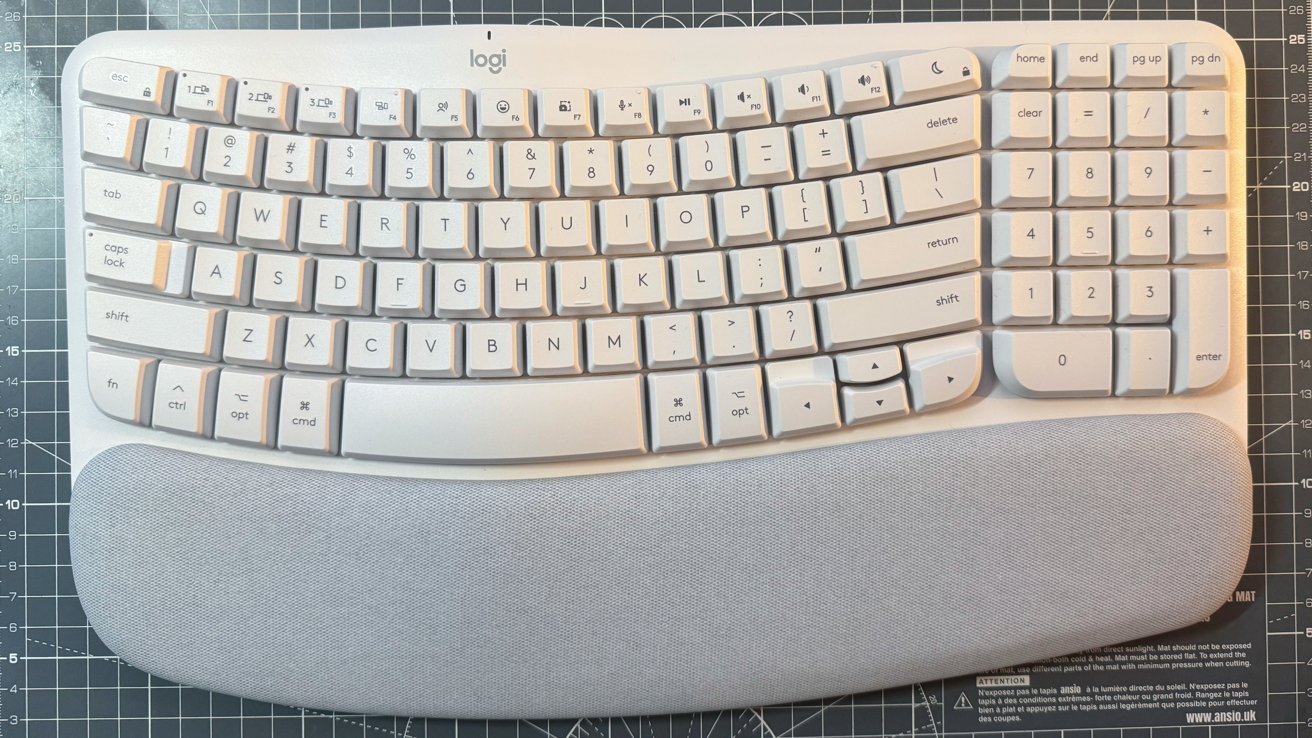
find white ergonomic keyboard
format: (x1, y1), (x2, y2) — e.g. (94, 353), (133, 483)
(60, 22), (1254, 720)
(62, 22), (1246, 477)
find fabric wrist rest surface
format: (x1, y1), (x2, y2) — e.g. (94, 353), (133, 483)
(68, 413), (1252, 719)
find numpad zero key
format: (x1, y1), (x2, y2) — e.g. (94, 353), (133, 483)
(61, 22), (1251, 719)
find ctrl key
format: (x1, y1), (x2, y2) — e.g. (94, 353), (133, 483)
(86, 349), (157, 425)
(214, 369), (281, 447)
(151, 361), (220, 436)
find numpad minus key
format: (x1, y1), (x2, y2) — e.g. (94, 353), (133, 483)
(62, 21), (1252, 719)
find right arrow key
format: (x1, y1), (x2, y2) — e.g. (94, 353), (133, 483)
(903, 331), (984, 412)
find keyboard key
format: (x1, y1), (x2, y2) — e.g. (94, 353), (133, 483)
(86, 288), (225, 361)
(842, 380), (910, 426)
(597, 87), (653, 137)
(86, 349), (157, 425)
(700, 307), (758, 364)
(770, 69), (830, 122)
(828, 60), (889, 114)
(1171, 209), (1228, 263)
(1115, 209), (1170, 265)
(712, 188), (772, 247)
(817, 272), (982, 352)
(554, 259), (610, 315)
(613, 256), (669, 313)
(991, 269), (1054, 325)
(84, 167), (178, 235)
(501, 141), (559, 199)
(1055, 44), (1110, 88)
(670, 251), (728, 309)
(277, 375), (344, 454)
(264, 134), (324, 193)
(1170, 90), (1227, 146)
(1055, 91), (1110, 147)
(647, 370), (707, 452)
(325, 139), (381, 197)
(992, 327), (1112, 397)
(1055, 209), (1111, 265)
(764, 356), (840, 438)
(339, 374), (648, 462)
(406, 321), (462, 378)
(494, 261), (551, 318)
(1170, 42), (1228, 87)
(1114, 326), (1172, 397)
(758, 301), (818, 359)
(990, 91), (1053, 148)
(444, 141), (499, 199)
(885, 153), (981, 224)
(1055, 150), (1112, 207)
(991, 44), (1053, 89)
(829, 172), (890, 234)
(236, 79), (297, 131)
(236, 192), (298, 250)
(80, 57), (175, 114)
(600, 196), (656, 254)
(202, 128), (266, 188)
(81, 107), (146, 169)
(285, 316), (346, 373)
(902, 330), (982, 411)
(793, 119), (851, 180)
(728, 244), (787, 303)
(656, 194), (714, 251)
(772, 182), (831, 241)
(844, 213), (981, 290)
(1113, 43), (1169, 87)
(222, 310), (286, 368)
(525, 320), (582, 376)
(991, 151), (1052, 208)
(621, 138), (678, 195)
(850, 94), (981, 170)
(563, 140), (619, 197)
(151, 360), (220, 435)
(477, 88), (534, 138)
(347, 319), (405, 376)
(359, 200), (416, 258)
(417, 88), (473, 138)
(656, 83), (713, 134)
(887, 47), (981, 105)
(1114, 150), (1170, 206)
(1171, 149), (1227, 205)
(214, 369), (281, 446)
(84, 229), (192, 296)
(1056, 268), (1112, 324)
(141, 118), (205, 180)
(735, 127), (794, 187)
(643, 313), (700, 369)
(374, 260), (432, 317)
(713, 78), (771, 129)
(834, 346), (901, 384)
(451, 320), (511, 375)
(677, 133), (735, 192)
(173, 70), (236, 123)
(538, 88), (594, 137)
(585, 317), (642, 372)
(357, 87), (413, 137)
(385, 140), (440, 199)
(990, 211), (1053, 266)
(418, 202), (473, 259)
(191, 246), (254, 305)
(435, 261), (491, 318)
(478, 201), (535, 257)
(299, 197), (357, 255)
(297, 85), (354, 135)
(1172, 268), (1230, 393)
(1112, 90), (1169, 147)
(253, 253), (314, 312)
(705, 365), (768, 445)
(1114, 268), (1171, 323)
(785, 238), (846, 297)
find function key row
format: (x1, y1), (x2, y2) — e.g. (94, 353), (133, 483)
(79, 41), (1228, 137)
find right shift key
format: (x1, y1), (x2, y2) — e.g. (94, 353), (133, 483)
(1172, 268), (1230, 393)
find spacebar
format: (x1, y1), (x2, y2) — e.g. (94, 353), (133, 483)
(340, 375), (649, 463)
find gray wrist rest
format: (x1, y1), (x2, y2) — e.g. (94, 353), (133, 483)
(69, 413), (1251, 720)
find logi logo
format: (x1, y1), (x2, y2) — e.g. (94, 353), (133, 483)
(470, 49), (507, 74)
